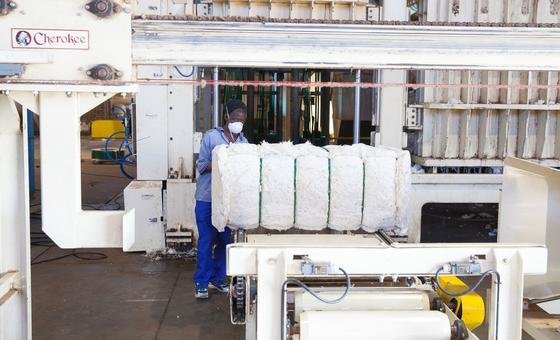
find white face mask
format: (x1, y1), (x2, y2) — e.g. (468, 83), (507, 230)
(228, 122), (243, 134)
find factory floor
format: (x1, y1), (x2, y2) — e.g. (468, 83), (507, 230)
(31, 138), (243, 340)
(32, 248), (242, 340)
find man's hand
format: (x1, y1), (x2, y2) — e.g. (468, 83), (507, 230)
(206, 163), (212, 172)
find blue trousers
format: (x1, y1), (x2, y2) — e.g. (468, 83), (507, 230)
(193, 200), (231, 286)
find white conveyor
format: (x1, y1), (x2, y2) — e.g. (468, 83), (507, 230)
(299, 311), (451, 340)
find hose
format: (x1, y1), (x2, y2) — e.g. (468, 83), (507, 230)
(103, 130), (127, 162)
(280, 267), (350, 340)
(434, 267), (501, 339)
(434, 267), (500, 297)
(111, 105), (127, 120)
(102, 105), (136, 179)
(174, 66), (195, 78)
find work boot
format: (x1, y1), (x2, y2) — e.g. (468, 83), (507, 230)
(195, 283), (209, 299)
(209, 281), (229, 294)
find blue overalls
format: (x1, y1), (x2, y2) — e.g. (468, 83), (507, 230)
(193, 127), (247, 287)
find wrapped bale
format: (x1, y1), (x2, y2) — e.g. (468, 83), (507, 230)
(359, 145), (411, 235)
(379, 146), (411, 236)
(260, 142), (296, 230)
(211, 143), (260, 231)
(324, 145), (364, 231)
(294, 143), (329, 230)
(211, 141), (411, 235)
(360, 146), (398, 233)
(211, 145), (230, 230)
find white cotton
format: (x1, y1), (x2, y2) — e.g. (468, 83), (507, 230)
(211, 145), (230, 231)
(374, 146), (412, 235)
(294, 142), (330, 157)
(227, 144), (260, 229)
(324, 144), (365, 157)
(361, 154), (398, 233)
(394, 150), (412, 236)
(295, 144), (329, 230)
(260, 142), (296, 230)
(328, 152), (364, 231)
(227, 143), (260, 156)
(211, 144), (260, 231)
(357, 144), (413, 234)
(227, 155), (260, 229)
(261, 141), (295, 156)
(358, 143), (397, 159)
(212, 141), (411, 235)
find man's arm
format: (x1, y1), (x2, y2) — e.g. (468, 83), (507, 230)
(196, 132), (212, 174)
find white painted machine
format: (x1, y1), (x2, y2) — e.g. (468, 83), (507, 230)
(2, 0), (560, 339)
(227, 233), (545, 340)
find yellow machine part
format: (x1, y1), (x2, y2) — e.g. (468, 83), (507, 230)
(91, 120), (125, 139)
(435, 276), (485, 330)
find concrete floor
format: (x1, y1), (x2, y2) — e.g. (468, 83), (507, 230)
(31, 138), (243, 340)
(32, 248), (242, 340)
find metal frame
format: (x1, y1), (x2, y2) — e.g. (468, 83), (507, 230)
(227, 234), (547, 340)
(412, 0), (560, 167)
(409, 173), (502, 242)
(0, 94), (31, 340)
(132, 20), (560, 70)
(499, 158), (560, 301)
(1, 1), (560, 337)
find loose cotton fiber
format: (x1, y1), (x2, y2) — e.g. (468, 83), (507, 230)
(211, 144), (260, 231)
(294, 143), (329, 230)
(327, 145), (364, 231)
(260, 142), (296, 230)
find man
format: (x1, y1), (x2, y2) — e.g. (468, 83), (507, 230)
(194, 99), (248, 299)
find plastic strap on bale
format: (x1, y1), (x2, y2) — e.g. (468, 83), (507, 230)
(293, 158), (297, 226)
(361, 161), (365, 225)
(258, 157), (263, 225)
(327, 158), (331, 226)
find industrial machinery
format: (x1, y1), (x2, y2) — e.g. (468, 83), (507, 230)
(227, 233), (545, 340)
(2, 0), (560, 339)
(217, 147), (556, 340)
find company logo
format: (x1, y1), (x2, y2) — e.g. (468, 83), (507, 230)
(12, 28), (89, 50)
(15, 30), (31, 46)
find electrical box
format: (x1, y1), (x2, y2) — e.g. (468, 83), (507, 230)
(136, 85), (169, 180)
(123, 180), (165, 252)
(136, 82), (195, 180)
(405, 107), (422, 130)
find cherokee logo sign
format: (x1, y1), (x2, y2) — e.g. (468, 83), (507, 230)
(11, 29), (89, 50)
(15, 30), (31, 47)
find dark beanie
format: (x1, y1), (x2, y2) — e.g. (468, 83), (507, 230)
(225, 99), (247, 116)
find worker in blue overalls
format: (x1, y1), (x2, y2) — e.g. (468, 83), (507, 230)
(193, 99), (248, 299)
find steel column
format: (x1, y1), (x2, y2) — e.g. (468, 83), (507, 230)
(353, 70), (361, 144)
(0, 94), (31, 340)
(213, 66), (219, 128)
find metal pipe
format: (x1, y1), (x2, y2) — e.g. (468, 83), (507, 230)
(375, 70), (381, 127)
(376, 230), (395, 245)
(27, 109), (35, 193)
(213, 66), (219, 128)
(353, 69), (361, 144)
